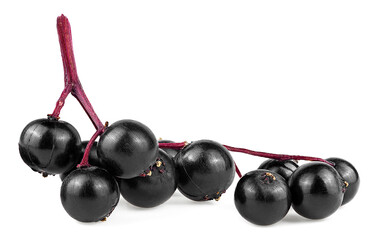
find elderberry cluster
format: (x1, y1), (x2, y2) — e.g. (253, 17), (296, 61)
(18, 121), (359, 224)
(18, 14), (359, 225)
(235, 158), (359, 225)
(19, 121), (235, 222)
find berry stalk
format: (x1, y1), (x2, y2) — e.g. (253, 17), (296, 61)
(222, 145), (334, 166)
(234, 162), (242, 178)
(49, 83), (72, 119)
(49, 14), (106, 167)
(77, 124), (107, 168)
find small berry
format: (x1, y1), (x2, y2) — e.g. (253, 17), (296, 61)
(60, 167), (120, 222)
(289, 162), (346, 219)
(234, 170), (291, 225)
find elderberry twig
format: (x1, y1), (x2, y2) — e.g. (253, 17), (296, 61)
(158, 141), (335, 178)
(51, 14), (104, 131)
(158, 142), (188, 149)
(222, 145), (334, 166)
(234, 162), (242, 178)
(49, 14), (107, 167)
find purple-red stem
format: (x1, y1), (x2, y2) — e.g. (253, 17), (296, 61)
(71, 84), (104, 131)
(158, 141), (334, 178)
(78, 128), (105, 168)
(49, 15), (333, 173)
(50, 14), (106, 167)
(234, 162), (242, 178)
(222, 145), (333, 165)
(49, 84), (72, 119)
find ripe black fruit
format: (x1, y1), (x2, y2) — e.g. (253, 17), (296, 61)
(59, 141), (102, 181)
(234, 170), (291, 225)
(97, 119), (158, 179)
(159, 140), (179, 159)
(19, 118), (81, 175)
(289, 162), (345, 219)
(327, 157), (360, 205)
(119, 149), (177, 208)
(60, 166), (120, 222)
(258, 159), (298, 181)
(175, 140), (235, 201)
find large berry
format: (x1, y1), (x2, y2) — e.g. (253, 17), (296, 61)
(175, 140), (235, 201)
(19, 118), (81, 176)
(97, 119), (158, 179)
(235, 170), (291, 225)
(289, 162), (346, 219)
(60, 167), (120, 222)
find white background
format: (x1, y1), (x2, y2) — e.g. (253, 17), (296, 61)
(0, 1), (378, 239)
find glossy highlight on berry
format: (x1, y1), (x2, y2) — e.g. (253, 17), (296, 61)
(258, 159), (298, 181)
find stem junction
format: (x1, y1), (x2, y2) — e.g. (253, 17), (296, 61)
(50, 15), (106, 168)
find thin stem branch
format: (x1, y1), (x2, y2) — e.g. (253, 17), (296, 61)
(157, 141), (335, 177)
(78, 127), (106, 168)
(49, 84), (72, 119)
(158, 142), (187, 149)
(72, 84), (104, 130)
(234, 162), (242, 178)
(223, 145), (334, 166)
